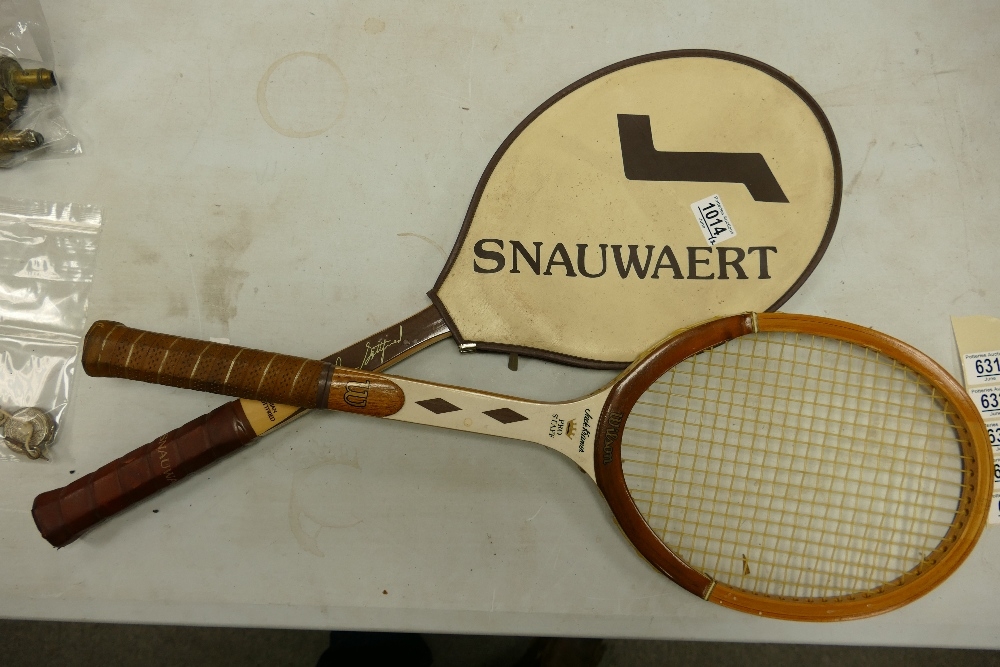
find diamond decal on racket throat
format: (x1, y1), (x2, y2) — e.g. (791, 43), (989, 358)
(483, 408), (528, 424)
(416, 398), (461, 414)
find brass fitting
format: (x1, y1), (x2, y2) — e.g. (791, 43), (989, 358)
(0, 57), (57, 153)
(0, 129), (44, 153)
(0, 57), (56, 102)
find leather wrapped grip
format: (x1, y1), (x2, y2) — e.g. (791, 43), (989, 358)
(83, 321), (332, 410)
(32, 401), (256, 548)
(33, 306), (449, 547)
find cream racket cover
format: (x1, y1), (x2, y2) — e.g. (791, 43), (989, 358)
(431, 50), (841, 367)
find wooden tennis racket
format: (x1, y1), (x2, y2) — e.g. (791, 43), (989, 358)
(49, 313), (991, 621)
(33, 49), (841, 547)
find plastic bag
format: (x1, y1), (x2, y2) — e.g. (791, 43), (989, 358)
(0, 197), (101, 460)
(0, 0), (81, 167)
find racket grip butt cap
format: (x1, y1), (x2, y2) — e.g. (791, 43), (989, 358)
(82, 320), (125, 378)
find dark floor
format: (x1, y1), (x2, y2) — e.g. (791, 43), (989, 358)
(1, 620), (999, 666)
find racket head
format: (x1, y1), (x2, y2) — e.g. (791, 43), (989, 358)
(431, 50), (841, 368)
(593, 313), (991, 621)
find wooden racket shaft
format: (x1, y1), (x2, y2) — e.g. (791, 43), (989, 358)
(31, 308), (450, 548)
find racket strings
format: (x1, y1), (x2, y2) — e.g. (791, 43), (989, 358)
(620, 332), (970, 599)
(624, 413), (967, 493)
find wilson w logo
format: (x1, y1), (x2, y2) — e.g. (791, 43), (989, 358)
(343, 380), (370, 408)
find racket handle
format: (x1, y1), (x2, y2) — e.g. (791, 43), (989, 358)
(83, 321), (333, 409)
(83, 320), (405, 414)
(34, 307), (448, 547)
(32, 400), (256, 548)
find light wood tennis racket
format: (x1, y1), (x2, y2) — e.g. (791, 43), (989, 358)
(57, 313), (991, 621)
(32, 50), (842, 547)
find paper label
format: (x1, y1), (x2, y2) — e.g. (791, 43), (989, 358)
(241, 399), (301, 435)
(952, 316), (1000, 524)
(969, 386), (1000, 419)
(963, 350), (1000, 387)
(965, 385), (1000, 526)
(987, 421), (1000, 448)
(690, 194), (736, 246)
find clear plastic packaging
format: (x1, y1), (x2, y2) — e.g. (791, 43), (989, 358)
(0, 198), (101, 460)
(0, 0), (81, 167)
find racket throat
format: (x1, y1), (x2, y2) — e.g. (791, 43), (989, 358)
(385, 377), (606, 478)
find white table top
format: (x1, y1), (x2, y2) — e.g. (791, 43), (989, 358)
(2, 0), (999, 647)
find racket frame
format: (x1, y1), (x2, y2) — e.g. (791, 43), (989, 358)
(593, 312), (992, 621)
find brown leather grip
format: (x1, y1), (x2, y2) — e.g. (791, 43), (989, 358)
(32, 400), (256, 548)
(33, 306), (450, 548)
(83, 321), (333, 409)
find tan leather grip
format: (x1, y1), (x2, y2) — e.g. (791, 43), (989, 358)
(83, 321), (333, 409)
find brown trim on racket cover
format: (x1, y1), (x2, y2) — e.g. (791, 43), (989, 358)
(594, 312), (991, 621)
(428, 50), (842, 369)
(593, 313), (756, 598)
(32, 305), (451, 548)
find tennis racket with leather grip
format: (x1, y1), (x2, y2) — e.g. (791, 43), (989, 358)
(52, 313), (991, 621)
